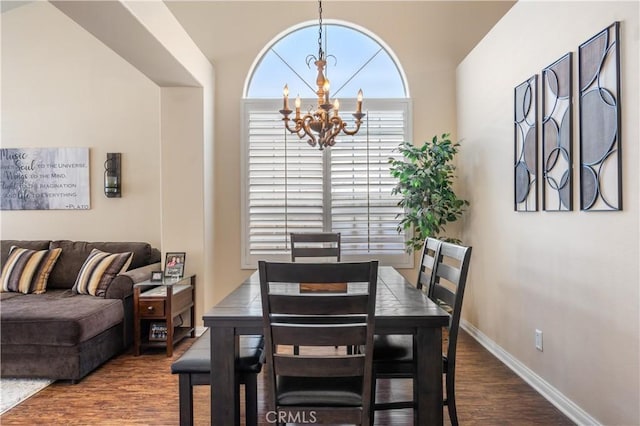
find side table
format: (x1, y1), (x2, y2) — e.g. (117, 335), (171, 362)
(133, 275), (195, 356)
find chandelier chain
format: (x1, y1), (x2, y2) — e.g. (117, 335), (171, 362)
(317, 1), (324, 59)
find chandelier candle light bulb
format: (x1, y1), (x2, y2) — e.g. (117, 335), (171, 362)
(323, 80), (330, 104)
(278, 0), (365, 150)
(283, 85), (289, 110)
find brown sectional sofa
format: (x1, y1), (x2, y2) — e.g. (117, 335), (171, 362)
(0, 240), (161, 382)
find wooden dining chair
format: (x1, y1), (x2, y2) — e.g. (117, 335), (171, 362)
(290, 232), (341, 262)
(290, 232), (342, 355)
(259, 260), (378, 425)
(371, 241), (472, 426)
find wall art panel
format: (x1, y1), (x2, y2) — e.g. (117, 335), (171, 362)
(578, 21), (622, 211)
(0, 147), (90, 210)
(542, 53), (573, 211)
(514, 75), (538, 212)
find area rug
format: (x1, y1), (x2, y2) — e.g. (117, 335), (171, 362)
(0, 378), (53, 414)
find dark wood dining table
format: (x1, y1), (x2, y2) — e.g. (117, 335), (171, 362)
(203, 266), (450, 425)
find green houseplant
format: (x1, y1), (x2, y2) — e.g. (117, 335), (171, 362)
(389, 133), (469, 252)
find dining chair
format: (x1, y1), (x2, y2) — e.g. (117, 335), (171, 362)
(290, 231), (342, 355)
(290, 232), (341, 262)
(371, 240), (472, 426)
(259, 260), (378, 425)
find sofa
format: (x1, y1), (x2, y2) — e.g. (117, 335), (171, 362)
(0, 240), (161, 382)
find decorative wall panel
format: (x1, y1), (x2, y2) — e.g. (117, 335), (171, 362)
(514, 75), (538, 212)
(542, 53), (573, 211)
(0, 147), (90, 210)
(578, 22), (622, 211)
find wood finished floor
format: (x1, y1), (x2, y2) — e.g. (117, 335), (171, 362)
(1, 330), (573, 425)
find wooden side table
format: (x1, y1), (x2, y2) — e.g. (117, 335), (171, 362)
(133, 275), (195, 356)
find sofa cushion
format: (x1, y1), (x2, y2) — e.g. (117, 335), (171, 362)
(1, 240), (51, 269)
(0, 289), (124, 346)
(72, 249), (133, 297)
(1, 247), (62, 294)
(48, 241), (153, 289)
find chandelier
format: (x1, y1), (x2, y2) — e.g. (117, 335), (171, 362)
(279, 0), (365, 150)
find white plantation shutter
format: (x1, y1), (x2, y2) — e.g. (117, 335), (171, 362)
(242, 99), (411, 268)
(330, 105), (408, 263)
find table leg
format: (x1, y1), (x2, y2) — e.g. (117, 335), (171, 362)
(415, 327), (443, 426)
(210, 327), (238, 425)
(133, 288), (141, 356)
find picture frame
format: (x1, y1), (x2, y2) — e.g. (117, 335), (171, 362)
(148, 322), (167, 342)
(578, 22), (622, 211)
(164, 252), (186, 278)
(150, 271), (163, 282)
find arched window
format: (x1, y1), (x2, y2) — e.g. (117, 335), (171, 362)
(246, 22), (408, 98)
(241, 21), (412, 268)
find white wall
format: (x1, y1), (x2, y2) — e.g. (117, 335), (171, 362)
(457, 2), (639, 424)
(1, 1), (162, 247)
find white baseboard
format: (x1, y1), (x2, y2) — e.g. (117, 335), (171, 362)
(195, 325), (207, 336)
(460, 319), (600, 426)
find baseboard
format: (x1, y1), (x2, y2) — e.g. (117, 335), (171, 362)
(195, 326), (207, 337)
(460, 319), (600, 426)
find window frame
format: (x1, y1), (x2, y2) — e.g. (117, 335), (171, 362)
(240, 20), (412, 269)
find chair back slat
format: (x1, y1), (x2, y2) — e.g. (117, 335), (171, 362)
(274, 354), (365, 377)
(430, 285), (456, 311)
(264, 261), (372, 284)
(269, 294), (369, 315)
(290, 232), (341, 262)
(435, 262), (461, 287)
(272, 323), (367, 347)
(291, 247), (339, 259)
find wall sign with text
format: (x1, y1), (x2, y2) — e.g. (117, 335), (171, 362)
(1, 147), (90, 210)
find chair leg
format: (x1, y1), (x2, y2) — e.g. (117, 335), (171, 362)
(369, 373), (377, 424)
(178, 374), (194, 426)
(446, 373), (458, 426)
(244, 374), (258, 426)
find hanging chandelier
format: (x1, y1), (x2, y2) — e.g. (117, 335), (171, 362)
(279, 0), (365, 150)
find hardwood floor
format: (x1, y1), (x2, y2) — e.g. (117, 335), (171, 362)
(1, 330), (573, 425)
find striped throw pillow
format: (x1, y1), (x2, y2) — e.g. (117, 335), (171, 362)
(72, 249), (133, 297)
(1, 246), (62, 294)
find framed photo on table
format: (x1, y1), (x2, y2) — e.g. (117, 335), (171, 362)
(164, 252), (186, 278)
(148, 322), (167, 342)
(150, 271), (163, 282)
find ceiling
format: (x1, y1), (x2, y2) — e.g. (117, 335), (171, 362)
(164, 0), (516, 68)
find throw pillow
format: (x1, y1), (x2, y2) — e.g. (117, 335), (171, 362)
(1, 246), (62, 294)
(72, 248), (133, 297)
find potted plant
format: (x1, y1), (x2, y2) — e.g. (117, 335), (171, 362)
(389, 133), (469, 252)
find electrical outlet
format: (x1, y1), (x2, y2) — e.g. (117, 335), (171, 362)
(535, 329), (543, 351)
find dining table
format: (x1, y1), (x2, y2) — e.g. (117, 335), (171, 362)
(203, 265), (450, 425)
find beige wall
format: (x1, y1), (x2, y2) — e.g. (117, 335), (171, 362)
(457, 2), (639, 425)
(1, 2), (162, 247)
